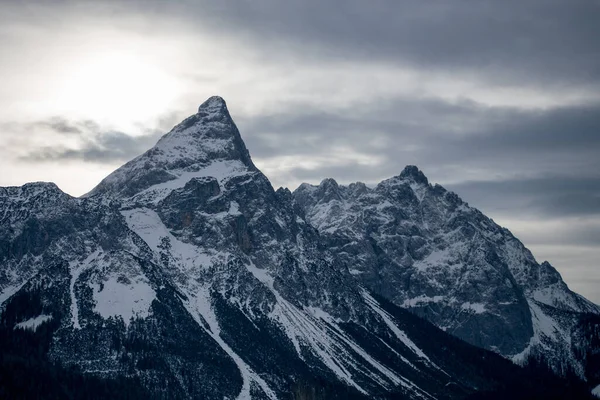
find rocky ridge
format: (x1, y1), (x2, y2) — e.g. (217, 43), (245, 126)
(293, 165), (600, 381)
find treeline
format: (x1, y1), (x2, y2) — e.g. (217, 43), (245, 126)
(464, 356), (596, 400)
(0, 290), (150, 400)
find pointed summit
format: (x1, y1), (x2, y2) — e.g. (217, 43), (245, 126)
(86, 96), (257, 200)
(195, 96), (234, 126)
(399, 165), (429, 185)
(198, 95), (228, 114)
(377, 165), (429, 193)
(317, 178), (342, 202)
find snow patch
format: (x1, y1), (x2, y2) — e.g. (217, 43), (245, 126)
(92, 275), (155, 327)
(411, 245), (466, 273)
(461, 302), (486, 314)
(122, 208), (213, 272)
(409, 182), (427, 202)
(532, 286), (599, 314)
(529, 301), (562, 341)
(228, 201), (241, 215)
(14, 314), (52, 331)
(131, 160), (251, 204)
(592, 384), (600, 398)
(274, 215), (286, 229)
(402, 295), (445, 307)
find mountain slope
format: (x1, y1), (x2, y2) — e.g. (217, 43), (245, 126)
(0, 96), (597, 399)
(293, 165), (600, 383)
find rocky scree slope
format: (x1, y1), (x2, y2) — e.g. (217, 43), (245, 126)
(293, 165), (600, 384)
(0, 96), (596, 399)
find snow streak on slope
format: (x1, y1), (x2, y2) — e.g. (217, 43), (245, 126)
(246, 264), (435, 399)
(513, 300), (563, 359)
(362, 291), (432, 363)
(256, 272), (369, 393)
(14, 314), (53, 331)
(122, 207), (276, 400)
(70, 251), (100, 329)
(511, 299), (586, 378)
(129, 160), (252, 205)
(0, 282), (27, 307)
(183, 287), (278, 400)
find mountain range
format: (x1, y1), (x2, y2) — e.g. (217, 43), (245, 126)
(0, 96), (598, 399)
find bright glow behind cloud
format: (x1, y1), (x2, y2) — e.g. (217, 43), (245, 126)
(55, 51), (180, 132)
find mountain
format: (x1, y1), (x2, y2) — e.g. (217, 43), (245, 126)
(0, 96), (597, 399)
(293, 165), (600, 383)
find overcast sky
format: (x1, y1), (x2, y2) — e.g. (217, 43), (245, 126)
(0, 0), (599, 303)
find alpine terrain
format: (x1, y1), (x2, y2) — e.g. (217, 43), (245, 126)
(293, 167), (600, 384)
(0, 96), (598, 399)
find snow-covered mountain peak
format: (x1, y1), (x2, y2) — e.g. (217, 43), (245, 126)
(319, 177), (338, 186)
(151, 96), (253, 168)
(197, 95), (228, 115)
(86, 96), (257, 202)
(295, 166), (600, 379)
(317, 178), (343, 201)
(374, 166), (431, 204)
(399, 165), (429, 185)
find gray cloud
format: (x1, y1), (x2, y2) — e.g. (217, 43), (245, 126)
(457, 105), (600, 154)
(539, 223), (600, 247)
(242, 98), (600, 180)
(447, 176), (600, 220)
(1, 118), (102, 138)
(6, 0), (598, 90)
(24, 130), (162, 163)
(128, 0), (600, 89)
(39, 117), (84, 135)
(17, 117), (165, 164)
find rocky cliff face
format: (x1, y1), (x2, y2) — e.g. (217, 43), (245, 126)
(0, 96), (597, 399)
(293, 165), (600, 380)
